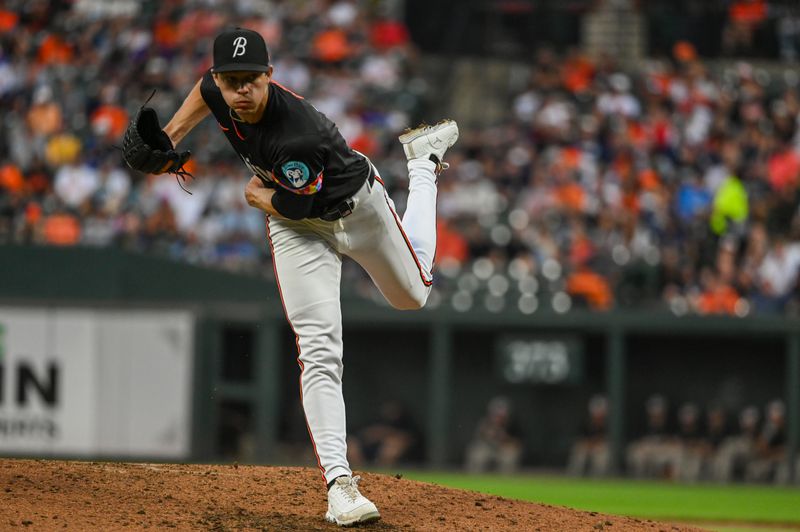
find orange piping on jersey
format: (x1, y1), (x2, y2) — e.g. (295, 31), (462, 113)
(375, 175), (434, 287)
(271, 80), (305, 100)
(265, 216), (327, 484)
(231, 117), (246, 141)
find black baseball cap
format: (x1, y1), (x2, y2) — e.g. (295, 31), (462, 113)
(211, 28), (270, 73)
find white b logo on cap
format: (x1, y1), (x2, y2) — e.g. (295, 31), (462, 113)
(232, 36), (247, 58)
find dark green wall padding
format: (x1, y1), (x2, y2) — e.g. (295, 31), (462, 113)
(0, 244), (276, 302)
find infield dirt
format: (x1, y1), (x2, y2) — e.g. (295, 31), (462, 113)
(0, 459), (707, 531)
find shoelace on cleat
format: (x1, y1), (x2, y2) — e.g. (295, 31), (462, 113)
(337, 476), (363, 504)
(402, 121), (434, 135)
(402, 119), (452, 134)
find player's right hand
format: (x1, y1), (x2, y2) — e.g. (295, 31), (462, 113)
(245, 175), (276, 212)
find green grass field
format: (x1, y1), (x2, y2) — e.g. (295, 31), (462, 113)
(401, 472), (800, 531)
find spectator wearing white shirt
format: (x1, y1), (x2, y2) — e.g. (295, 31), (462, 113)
(53, 157), (100, 210)
(597, 73), (641, 118)
(753, 236), (800, 312)
(94, 159), (131, 214)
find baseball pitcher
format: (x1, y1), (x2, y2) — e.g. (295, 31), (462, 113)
(122, 27), (458, 526)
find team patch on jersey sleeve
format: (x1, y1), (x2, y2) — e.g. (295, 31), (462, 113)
(281, 161), (311, 187)
(278, 161), (322, 195)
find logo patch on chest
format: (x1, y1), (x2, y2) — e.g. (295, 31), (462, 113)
(281, 161), (311, 187)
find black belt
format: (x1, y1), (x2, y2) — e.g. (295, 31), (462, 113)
(319, 172), (375, 222)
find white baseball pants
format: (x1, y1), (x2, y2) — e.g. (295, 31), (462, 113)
(266, 158), (437, 483)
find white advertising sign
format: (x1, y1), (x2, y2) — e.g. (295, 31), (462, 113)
(0, 308), (194, 459)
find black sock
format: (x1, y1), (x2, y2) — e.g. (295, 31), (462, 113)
(327, 475), (346, 491)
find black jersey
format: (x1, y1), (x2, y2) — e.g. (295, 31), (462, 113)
(200, 71), (371, 219)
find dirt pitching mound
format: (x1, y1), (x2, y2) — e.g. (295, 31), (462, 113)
(0, 459), (706, 531)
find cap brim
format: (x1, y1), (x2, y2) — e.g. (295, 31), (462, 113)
(211, 64), (269, 73)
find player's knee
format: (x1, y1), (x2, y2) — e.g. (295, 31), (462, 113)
(394, 300), (424, 311)
(390, 288), (428, 311)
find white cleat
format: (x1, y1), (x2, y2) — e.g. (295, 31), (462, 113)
(399, 119), (459, 173)
(325, 475), (381, 527)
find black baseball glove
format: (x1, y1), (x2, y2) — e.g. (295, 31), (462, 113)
(122, 106), (191, 176)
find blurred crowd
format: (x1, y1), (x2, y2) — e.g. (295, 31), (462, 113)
(436, 32), (800, 318)
(429, 7), (800, 317)
(0, 0), (426, 271)
(642, 0), (800, 60)
(567, 393), (797, 484)
(3, 0), (800, 316)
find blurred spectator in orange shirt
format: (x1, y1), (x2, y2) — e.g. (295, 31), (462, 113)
(436, 220), (469, 266)
(0, 9), (18, 32)
(314, 28), (352, 63)
(42, 211), (80, 246)
(0, 164), (24, 196)
(569, 221), (594, 267)
(153, 18), (180, 51)
(694, 268), (740, 315)
(561, 48), (594, 95)
(37, 32), (73, 65)
(567, 266), (613, 310)
(673, 41), (698, 64)
(730, 0), (768, 26)
(91, 104), (128, 142)
(723, 0), (768, 55)
(554, 172), (586, 213)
